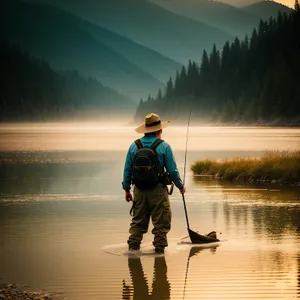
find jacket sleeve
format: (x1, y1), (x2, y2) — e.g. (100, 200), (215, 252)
(164, 144), (184, 189)
(122, 144), (135, 191)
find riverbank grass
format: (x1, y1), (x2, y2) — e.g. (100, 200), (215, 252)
(191, 150), (300, 184)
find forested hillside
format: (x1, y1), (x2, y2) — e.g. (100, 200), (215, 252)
(136, 7), (300, 125)
(0, 43), (134, 121)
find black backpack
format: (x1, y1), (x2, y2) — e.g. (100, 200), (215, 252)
(132, 139), (164, 189)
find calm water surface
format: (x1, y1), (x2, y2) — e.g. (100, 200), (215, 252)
(0, 124), (300, 300)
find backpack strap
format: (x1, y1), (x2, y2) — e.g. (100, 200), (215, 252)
(151, 139), (164, 150)
(134, 139), (143, 149)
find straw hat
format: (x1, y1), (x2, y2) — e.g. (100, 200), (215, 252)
(135, 113), (170, 134)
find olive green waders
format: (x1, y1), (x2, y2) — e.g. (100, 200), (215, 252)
(128, 186), (171, 251)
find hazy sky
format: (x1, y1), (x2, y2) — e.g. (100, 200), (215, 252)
(278, 0), (295, 7)
(269, 0), (294, 7)
(224, 0), (295, 7)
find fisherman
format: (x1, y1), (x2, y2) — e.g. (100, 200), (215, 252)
(122, 113), (186, 254)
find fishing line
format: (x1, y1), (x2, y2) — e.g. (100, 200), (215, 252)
(183, 107), (192, 185)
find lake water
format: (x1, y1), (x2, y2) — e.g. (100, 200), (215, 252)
(0, 124), (300, 300)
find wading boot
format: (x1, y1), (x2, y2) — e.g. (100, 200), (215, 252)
(155, 247), (165, 254)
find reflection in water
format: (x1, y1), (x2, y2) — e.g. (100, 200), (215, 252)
(298, 253), (300, 295)
(188, 245), (218, 259)
(183, 246), (218, 299)
(194, 177), (300, 241)
(123, 256), (170, 300)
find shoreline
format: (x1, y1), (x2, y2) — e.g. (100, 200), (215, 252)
(193, 174), (300, 187)
(191, 150), (300, 187)
(0, 282), (60, 300)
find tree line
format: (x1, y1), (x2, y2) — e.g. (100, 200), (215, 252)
(136, 4), (300, 124)
(0, 42), (132, 121)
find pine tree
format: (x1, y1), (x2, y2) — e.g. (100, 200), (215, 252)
(156, 88), (162, 102)
(165, 77), (173, 99)
(209, 44), (221, 94)
(179, 65), (187, 96)
(187, 60), (199, 96)
(199, 50), (210, 97)
(295, 0), (300, 11)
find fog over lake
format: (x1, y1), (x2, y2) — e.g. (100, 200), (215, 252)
(0, 123), (299, 300)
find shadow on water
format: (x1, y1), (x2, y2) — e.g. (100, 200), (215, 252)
(122, 256), (170, 300)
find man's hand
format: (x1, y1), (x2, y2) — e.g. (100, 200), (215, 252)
(180, 185), (186, 194)
(125, 191), (133, 202)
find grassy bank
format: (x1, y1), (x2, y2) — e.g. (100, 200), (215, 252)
(191, 150), (300, 185)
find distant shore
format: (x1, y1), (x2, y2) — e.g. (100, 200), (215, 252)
(133, 115), (300, 127)
(191, 150), (300, 186)
(1, 116), (300, 127)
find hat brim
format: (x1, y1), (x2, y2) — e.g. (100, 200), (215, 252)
(135, 120), (170, 134)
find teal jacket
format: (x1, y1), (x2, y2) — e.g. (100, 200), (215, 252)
(122, 136), (183, 191)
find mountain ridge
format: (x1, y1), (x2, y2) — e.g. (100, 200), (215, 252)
(242, 1), (292, 19)
(1, 0), (165, 101)
(150, 0), (261, 38)
(31, 0), (234, 64)
(150, 0), (292, 39)
(27, 1), (182, 83)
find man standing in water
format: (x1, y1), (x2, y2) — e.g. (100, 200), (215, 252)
(122, 113), (186, 254)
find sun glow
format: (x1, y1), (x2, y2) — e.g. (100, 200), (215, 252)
(280, 0), (296, 7)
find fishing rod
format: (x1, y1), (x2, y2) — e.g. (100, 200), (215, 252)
(181, 106), (192, 230)
(181, 99), (220, 244)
